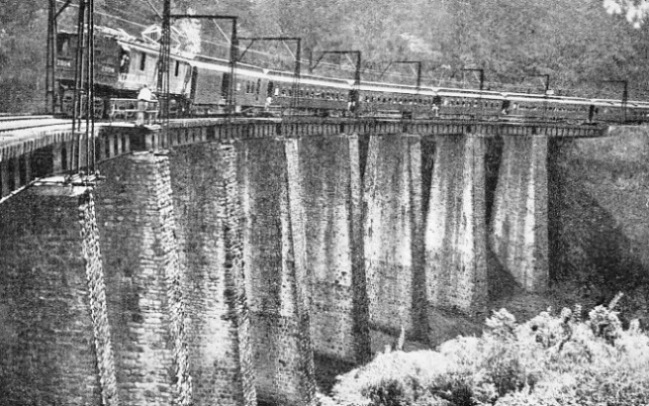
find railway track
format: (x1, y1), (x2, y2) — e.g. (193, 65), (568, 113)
(0, 115), (72, 134)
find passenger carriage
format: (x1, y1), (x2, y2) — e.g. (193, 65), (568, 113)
(52, 25), (649, 124)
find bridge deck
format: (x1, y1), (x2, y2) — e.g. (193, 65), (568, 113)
(0, 117), (616, 203)
(0, 117), (610, 161)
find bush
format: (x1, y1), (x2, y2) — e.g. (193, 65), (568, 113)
(327, 299), (649, 406)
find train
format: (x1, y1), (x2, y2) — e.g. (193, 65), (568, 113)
(52, 26), (649, 124)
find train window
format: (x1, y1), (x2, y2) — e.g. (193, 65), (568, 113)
(221, 73), (231, 97)
(174, 61), (180, 77)
(140, 53), (146, 71)
(57, 37), (70, 54)
(119, 50), (130, 74)
(257, 79), (261, 95)
(267, 81), (274, 97)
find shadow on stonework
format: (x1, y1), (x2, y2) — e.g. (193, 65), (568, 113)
(313, 353), (356, 395)
(550, 178), (649, 325)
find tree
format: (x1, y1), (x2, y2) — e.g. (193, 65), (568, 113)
(603, 0), (649, 28)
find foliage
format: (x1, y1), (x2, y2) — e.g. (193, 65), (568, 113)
(324, 300), (649, 406)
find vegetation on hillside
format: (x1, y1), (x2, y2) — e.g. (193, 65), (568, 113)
(319, 297), (649, 406)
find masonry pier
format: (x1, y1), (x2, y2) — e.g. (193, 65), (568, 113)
(363, 133), (425, 336)
(168, 143), (256, 406)
(0, 183), (118, 405)
(95, 151), (191, 406)
(238, 138), (317, 406)
(490, 134), (549, 291)
(426, 133), (488, 314)
(299, 134), (371, 364)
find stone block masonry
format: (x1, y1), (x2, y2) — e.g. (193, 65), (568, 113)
(238, 138), (317, 406)
(426, 134), (488, 314)
(78, 189), (120, 406)
(168, 143), (256, 406)
(298, 134), (371, 364)
(0, 184), (117, 405)
(491, 135), (549, 292)
(95, 152), (191, 406)
(363, 133), (425, 337)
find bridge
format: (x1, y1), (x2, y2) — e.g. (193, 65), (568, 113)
(0, 116), (640, 406)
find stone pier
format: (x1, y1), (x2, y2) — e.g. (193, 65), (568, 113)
(426, 134), (488, 314)
(95, 152), (191, 406)
(299, 134), (371, 364)
(168, 144), (256, 406)
(490, 135), (549, 292)
(0, 183), (117, 405)
(238, 138), (316, 406)
(363, 133), (424, 336)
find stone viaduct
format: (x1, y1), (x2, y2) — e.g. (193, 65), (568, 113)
(0, 118), (612, 405)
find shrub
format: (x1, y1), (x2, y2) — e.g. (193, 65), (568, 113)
(329, 299), (649, 406)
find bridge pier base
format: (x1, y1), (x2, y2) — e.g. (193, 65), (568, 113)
(426, 134), (488, 314)
(491, 135), (549, 292)
(238, 138), (316, 406)
(95, 152), (191, 406)
(0, 183), (118, 405)
(363, 133), (425, 339)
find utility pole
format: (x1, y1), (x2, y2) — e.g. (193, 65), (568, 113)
(378, 61), (423, 89)
(603, 80), (628, 123)
(310, 50), (362, 115)
(237, 37), (301, 112)
(167, 15), (238, 116)
(461, 68), (484, 90)
(46, 0), (72, 114)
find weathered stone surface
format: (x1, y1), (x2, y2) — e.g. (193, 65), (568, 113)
(299, 134), (371, 364)
(238, 138), (316, 406)
(79, 190), (120, 406)
(426, 134), (488, 314)
(491, 135), (549, 292)
(96, 152), (191, 406)
(169, 143), (256, 406)
(363, 133), (424, 336)
(0, 186), (112, 405)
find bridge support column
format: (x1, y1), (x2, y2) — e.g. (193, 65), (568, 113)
(363, 133), (425, 338)
(168, 143), (256, 406)
(0, 184), (118, 405)
(95, 152), (191, 406)
(0, 159), (8, 197)
(426, 134), (488, 314)
(238, 138), (316, 406)
(299, 134), (371, 365)
(491, 135), (549, 292)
